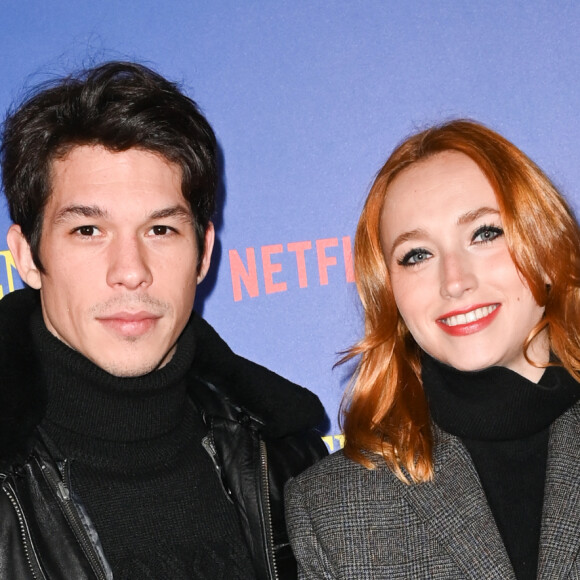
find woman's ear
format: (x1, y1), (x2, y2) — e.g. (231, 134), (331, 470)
(6, 224), (42, 289)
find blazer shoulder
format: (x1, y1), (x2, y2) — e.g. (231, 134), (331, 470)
(552, 398), (580, 437)
(286, 448), (402, 502)
(288, 449), (362, 482)
(568, 398), (580, 420)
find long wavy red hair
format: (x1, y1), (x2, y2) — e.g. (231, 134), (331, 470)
(340, 119), (580, 483)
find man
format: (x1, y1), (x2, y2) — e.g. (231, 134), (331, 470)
(0, 61), (327, 580)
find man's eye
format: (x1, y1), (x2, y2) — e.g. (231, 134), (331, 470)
(151, 225), (172, 235)
(398, 248), (432, 267)
(75, 226), (99, 236)
(472, 225), (504, 244)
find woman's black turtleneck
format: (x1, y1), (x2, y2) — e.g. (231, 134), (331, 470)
(31, 308), (255, 580)
(421, 354), (580, 580)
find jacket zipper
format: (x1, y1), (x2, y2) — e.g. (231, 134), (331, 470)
(2, 481), (47, 579)
(259, 439), (279, 580)
(201, 432), (234, 503)
(40, 460), (109, 580)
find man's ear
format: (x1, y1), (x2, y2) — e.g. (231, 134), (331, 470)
(6, 224), (42, 289)
(196, 221), (215, 284)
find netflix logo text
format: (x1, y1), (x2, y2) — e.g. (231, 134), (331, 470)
(228, 236), (355, 302)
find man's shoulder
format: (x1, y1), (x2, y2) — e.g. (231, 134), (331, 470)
(0, 289), (45, 462)
(0, 288), (42, 378)
(188, 313), (327, 438)
(0, 287), (38, 337)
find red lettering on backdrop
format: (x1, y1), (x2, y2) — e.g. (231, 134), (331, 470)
(287, 240), (312, 288)
(229, 248), (259, 302)
(342, 236), (354, 283)
(316, 238), (338, 285)
(261, 244), (287, 294)
(228, 235), (354, 302)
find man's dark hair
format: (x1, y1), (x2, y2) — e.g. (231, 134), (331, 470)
(1, 61), (217, 271)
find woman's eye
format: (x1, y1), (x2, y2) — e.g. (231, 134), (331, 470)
(472, 225), (504, 244)
(398, 248), (432, 266)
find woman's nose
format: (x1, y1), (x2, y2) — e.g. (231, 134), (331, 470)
(439, 252), (477, 299)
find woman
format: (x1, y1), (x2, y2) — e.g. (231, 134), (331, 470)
(285, 120), (580, 580)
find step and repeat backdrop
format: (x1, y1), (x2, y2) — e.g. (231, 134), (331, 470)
(1, 1), (580, 443)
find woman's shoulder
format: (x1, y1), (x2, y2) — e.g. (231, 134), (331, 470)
(285, 448), (414, 543)
(286, 448), (401, 500)
(291, 448), (361, 480)
(569, 397), (580, 419)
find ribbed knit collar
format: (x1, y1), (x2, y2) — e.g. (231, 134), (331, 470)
(31, 307), (196, 444)
(421, 353), (580, 441)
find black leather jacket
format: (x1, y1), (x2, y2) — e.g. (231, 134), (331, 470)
(0, 289), (328, 579)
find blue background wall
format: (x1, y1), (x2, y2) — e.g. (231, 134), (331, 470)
(1, 1), (579, 443)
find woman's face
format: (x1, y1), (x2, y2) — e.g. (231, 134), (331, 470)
(380, 150), (548, 382)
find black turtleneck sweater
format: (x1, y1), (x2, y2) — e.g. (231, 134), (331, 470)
(31, 309), (256, 580)
(421, 355), (580, 580)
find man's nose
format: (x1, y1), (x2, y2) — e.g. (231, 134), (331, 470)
(106, 236), (153, 290)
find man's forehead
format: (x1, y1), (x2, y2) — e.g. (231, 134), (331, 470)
(46, 145), (190, 215)
(51, 144), (181, 178)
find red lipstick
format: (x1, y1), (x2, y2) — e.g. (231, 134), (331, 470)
(436, 303), (500, 337)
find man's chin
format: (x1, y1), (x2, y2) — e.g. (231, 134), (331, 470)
(99, 361), (161, 378)
(89, 351), (172, 378)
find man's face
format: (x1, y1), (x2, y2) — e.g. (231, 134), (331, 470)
(8, 145), (213, 377)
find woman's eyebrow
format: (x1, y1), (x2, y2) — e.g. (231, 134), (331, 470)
(457, 206), (500, 226)
(388, 207), (500, 258)
(389, 228), (428, 258)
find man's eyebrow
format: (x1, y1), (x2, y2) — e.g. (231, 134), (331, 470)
(54, 205), (109, 223)
(53, 204), (193, 223)
(149, 205), (193, 221)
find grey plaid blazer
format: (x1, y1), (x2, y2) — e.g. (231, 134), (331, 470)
(285, 401), (580, 579)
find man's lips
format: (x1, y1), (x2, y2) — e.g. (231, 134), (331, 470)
(436, 303), (500, 336)
(96, 311), (162, 337)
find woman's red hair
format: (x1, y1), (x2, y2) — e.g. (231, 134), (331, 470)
(340, 119), (580, 483)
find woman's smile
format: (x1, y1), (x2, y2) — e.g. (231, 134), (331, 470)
(436, 303), (500, 336)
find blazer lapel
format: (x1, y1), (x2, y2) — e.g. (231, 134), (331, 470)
(402, 428), (515, 580)
(537, 402), (580, 579)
